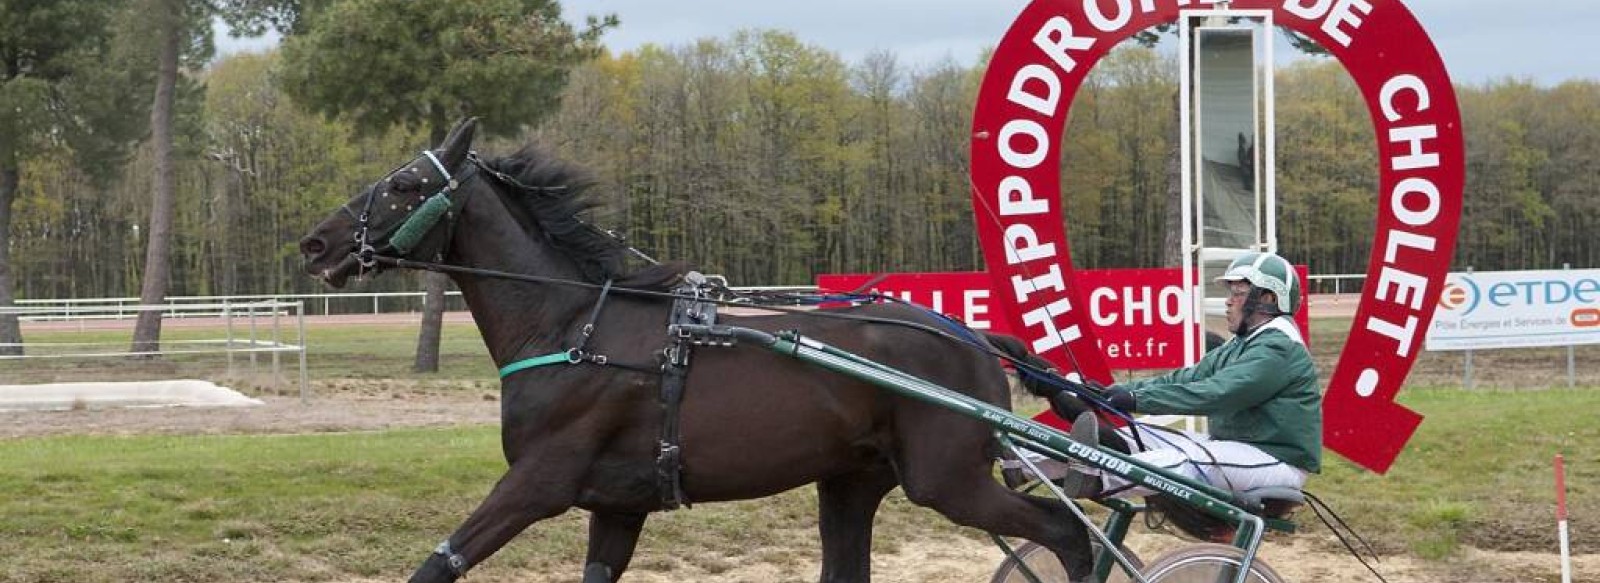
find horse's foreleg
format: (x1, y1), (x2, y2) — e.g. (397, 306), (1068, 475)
(406, 462), (576, 583)
(581, 511), (648, 583)
(817, 465), (898, 583)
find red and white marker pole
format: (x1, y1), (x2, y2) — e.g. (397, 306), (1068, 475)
(1556, 454), (1571, 583)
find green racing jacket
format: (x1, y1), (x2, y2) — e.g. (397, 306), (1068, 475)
(1120, 317), (1322, 473)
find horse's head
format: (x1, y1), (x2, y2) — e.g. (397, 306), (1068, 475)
(299, 118), (479, 288)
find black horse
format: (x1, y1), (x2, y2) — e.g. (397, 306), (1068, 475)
(299, 119), (1098, 583)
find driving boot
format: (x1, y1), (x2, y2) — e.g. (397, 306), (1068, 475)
(1058, 411), (1105, 499)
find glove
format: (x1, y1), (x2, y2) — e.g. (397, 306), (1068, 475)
(1081, 378), (1110, 395)
(1103, 386), (1137, 413)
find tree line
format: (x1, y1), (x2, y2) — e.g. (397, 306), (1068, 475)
(6, 26), (1598, 302)
(0, 0), (609, 366)
(533, 37), (1600, 283)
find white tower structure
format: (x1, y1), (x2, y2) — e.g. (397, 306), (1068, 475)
(1179, 6), (1277, 365)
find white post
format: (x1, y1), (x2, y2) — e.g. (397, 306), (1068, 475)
(272, 302), (282, 395)
(1262, 15), (1277, 253)
(297, 302), (309, 405)
(248, 303), (259, 374)
(1464, 266), (1474, 389)
(1566, 263), (1576, 388)
(1556, 454), (1571, 583)
(1180, 15), (1196, 366)
(224, 301), (235, 376)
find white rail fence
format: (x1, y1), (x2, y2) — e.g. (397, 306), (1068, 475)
(12, 274), (1369, 320)
(1, 301), (310, 403)
(1306, 273), (1365, 295)
(14, 292), (461, 320)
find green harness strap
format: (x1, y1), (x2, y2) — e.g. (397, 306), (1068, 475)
(498, 351), (573, 378)
(499, 279), (620, 379)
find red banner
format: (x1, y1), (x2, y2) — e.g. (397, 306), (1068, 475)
(974, 0), (1464, 473)
(817, 268), (1310, 370)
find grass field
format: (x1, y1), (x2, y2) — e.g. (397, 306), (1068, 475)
(1, 318), (1596, 581)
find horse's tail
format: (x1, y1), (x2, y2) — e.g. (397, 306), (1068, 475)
(981, 332), (1064, 399)
(981, 331), (1038, 488)
(981, 331), (1124, 441)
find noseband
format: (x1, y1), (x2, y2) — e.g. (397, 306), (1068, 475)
(342, 150), (479, 269)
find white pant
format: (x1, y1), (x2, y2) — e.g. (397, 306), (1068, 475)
(1098, 426), (1306, 499)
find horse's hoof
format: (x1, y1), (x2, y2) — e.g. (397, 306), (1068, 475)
(582, 562), (614, 583)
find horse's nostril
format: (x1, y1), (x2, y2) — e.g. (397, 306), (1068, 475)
(300, 236), (326, 257)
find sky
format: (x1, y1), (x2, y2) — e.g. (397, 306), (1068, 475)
(215, 1), (1595, 86)
(551, 0), (1596, 86)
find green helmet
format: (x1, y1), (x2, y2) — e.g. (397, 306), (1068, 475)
(1216, 251), (1299, 314)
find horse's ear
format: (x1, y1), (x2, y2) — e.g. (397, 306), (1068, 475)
(438, 117), (478, 170)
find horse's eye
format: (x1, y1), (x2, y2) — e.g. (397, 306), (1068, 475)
(390, 173), (422, 193)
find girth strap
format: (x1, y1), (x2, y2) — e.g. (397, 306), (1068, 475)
(656, 272), (718, 510)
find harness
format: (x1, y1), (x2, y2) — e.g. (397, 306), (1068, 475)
(492, 272), (720, 511)
(349, 148), (724, 510)
(656, 272), (719, 509)
(496, 278), (620, 377)
(350, 149), (1080, 512)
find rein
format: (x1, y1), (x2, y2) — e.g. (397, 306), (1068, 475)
(349, 154), (1125, 416)
(365, 253), (1120, 410)
(357, 256), (884, 380)
(373, 251), (1157, 445)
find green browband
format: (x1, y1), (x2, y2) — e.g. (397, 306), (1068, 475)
(498, 351), (574, 378)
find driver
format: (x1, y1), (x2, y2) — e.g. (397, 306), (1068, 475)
(1060, 251), (1322, 500)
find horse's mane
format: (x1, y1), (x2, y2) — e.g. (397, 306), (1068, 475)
(482, 144), (689, 291)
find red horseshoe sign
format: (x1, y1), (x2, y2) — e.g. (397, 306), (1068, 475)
(971, 0), (1464, 474)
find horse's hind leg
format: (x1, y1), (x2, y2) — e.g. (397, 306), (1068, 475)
(895, 436), (1096, 582)
(582, 511), (647, 583)
(407, 462), (577, 583)
(909, 474), (1095, 581)
(817, 465), (898, 583)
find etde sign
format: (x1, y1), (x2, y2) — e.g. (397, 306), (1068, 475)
(972, 0), (1464, 473)
(1427, 269), (1600, 351)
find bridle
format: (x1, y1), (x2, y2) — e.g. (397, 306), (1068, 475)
(341, 149), (479, 270)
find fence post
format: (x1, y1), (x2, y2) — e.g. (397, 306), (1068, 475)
(1565, 263), (1576, 389)
(297, 301), (309, 404)
(1463, 266), (1474, 390)
(224, 301), (235, 376)
(248, 303), (259, 374)
(272, 302), (283, 395)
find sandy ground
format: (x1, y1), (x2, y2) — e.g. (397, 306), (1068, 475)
(322, 532), (1597, 583)
(0, 380), (501, 438)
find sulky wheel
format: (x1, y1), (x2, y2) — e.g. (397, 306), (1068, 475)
(991, 540), (1144, 583)
(1126, 543), (1286, 583)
